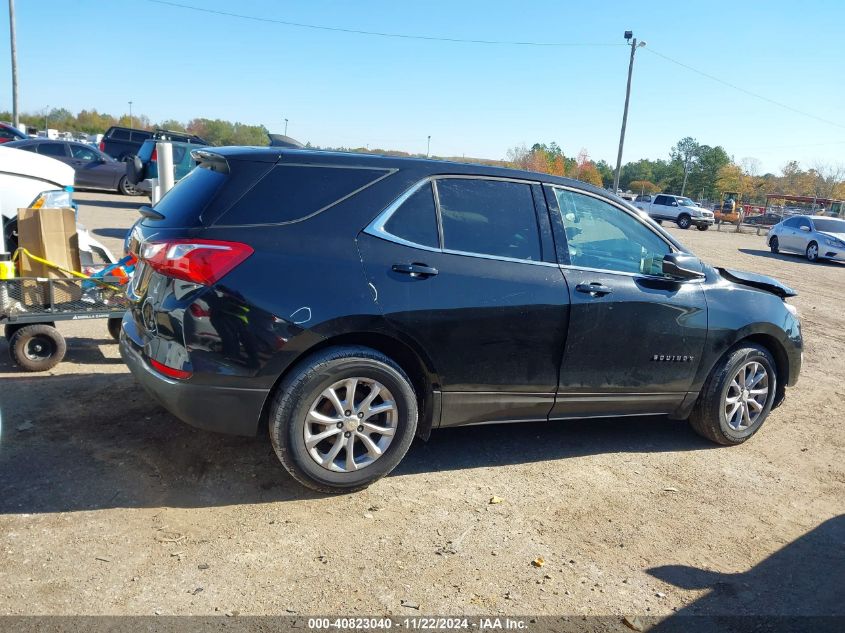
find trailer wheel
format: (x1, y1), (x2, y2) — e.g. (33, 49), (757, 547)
(9, 324), (66, 372)
(107, 317), (123, 341)
(5, 322), (54, 340)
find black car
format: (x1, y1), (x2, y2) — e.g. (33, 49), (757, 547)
(100, 126), (208, 160)
(4, 138), (139, 195)
(745, 212), (784, 227)
(121, 148), (803, 493)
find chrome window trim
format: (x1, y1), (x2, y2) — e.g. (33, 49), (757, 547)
(365, 175), (554, 267)
(549, 184), (677, 252)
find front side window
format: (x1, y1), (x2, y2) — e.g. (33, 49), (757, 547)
(797, 217), (812, 230)
(383, 183), (439, 249)
(783, 217), (800, 228)
(436, 178), (541, 261)
(654, 195), (669, 206)
(70, 145), (98, 161)
(554, 188), (671, 275)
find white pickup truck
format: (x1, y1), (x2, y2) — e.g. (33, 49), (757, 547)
(634, 193), (715, 231)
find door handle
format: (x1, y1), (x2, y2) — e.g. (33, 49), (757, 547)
(575, 282), (612, 296)
(392, 263), (438, 278)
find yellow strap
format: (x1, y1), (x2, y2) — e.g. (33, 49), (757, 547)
(11, 248), (122, 292)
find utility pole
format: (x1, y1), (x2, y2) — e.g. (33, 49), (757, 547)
(681, 159), (691, 196)
(8, 0), (19, 128)
(128, 101), (133, 129)
(44, 105), (48, 134)
(284, 118), (288, 135)
(613, 31), (646, 193)
(426, 135), (431, 158)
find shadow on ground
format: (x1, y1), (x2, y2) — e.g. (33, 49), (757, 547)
(646, 515), (844, 629)
(0, 372), (713, 514)
(91, 227), (132, 240)
(738, 248), (845, 267)
(80, 198), (145, 211)
(0, 337), (123, 373)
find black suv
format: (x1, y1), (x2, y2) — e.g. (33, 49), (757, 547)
(121, 148), (802, 493)
(100, 126), (209, 160)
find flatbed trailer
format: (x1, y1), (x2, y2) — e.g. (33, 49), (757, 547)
(1, 276), (127, 371)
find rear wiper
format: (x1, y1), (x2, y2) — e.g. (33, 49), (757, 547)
(139, 205), (165, 220)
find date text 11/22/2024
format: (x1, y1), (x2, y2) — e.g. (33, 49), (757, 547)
(307, 617), (529, 630)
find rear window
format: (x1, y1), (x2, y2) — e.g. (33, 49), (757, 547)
(216, 164), (389, 225)
(146, 165), (227, 227)
(110, 128), (130, 140)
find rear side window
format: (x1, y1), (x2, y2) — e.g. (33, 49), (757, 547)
(383, 183), (439, 249)
(110, 129), (130, 140)
(437, 178), (541, 261)
(131, 131), (152, 142)
(150, 165), (227, 227)
(217, 165), (389, 225)
(37, 143), (67, 157)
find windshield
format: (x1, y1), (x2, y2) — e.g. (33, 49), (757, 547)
(677, 197), (696, 207)
(813, 218), (845, 233)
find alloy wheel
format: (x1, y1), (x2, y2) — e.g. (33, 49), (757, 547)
(303, 377), (398, 473)
(806, 242), (818, 262)
(723, 361), (769, 431)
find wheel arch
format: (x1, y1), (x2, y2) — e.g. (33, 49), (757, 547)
(258, 330), (440, 441)
(741, 333), (789, 404)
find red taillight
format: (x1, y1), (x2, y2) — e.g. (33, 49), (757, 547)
(99, 141), (105, 152)
(141, 239), (254, 286)
(150, 148), (157, 162)
(150, 358), (192, 380)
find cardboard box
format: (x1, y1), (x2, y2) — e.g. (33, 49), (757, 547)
(17, 207), (81, 303)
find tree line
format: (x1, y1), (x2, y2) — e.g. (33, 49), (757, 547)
(506, 137), (845, 204)
(0, 107), (270, 147)
(3, 107), (842, 203)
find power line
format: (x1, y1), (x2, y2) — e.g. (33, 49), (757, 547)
(143, 0), (621, 47)
(143, 0), (845, 135)
(644, 47), (845, 131)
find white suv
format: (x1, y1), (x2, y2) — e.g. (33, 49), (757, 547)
(635, 194), (715, 231)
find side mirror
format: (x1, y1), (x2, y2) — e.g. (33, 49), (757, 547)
(662, 252), (705, 280)
(671, 201), (678, 206)
(800, 225), (811, 232)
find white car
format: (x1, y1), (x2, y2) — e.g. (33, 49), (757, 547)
(634, 193), (715, 230)
(767, 215), (845, 263)
(0, 146), (115, 262)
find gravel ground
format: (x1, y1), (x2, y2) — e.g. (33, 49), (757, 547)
(1, 193), (842, 620)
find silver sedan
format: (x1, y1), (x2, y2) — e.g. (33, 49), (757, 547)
(767, 215), (845, 263)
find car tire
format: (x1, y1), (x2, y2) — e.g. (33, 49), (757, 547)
(769, 236), (779, 253)
(107, 317), (123, 341)
(118, 176), (138, 196)
(806, 241), (819, 262)
(269, 345), (418, 493)
(696, 224), (709, 231)
(677, 214), (692, 229)
(689, 344), (777, 446)
(9, 324), (67, 372)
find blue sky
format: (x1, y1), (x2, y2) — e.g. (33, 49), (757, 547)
(2, 0), (843, 173)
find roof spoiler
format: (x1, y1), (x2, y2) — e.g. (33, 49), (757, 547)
(191, 149), (230, 174)
(268, 133), (305, 149)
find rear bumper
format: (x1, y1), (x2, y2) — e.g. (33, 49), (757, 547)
(120, 327), (268, 436)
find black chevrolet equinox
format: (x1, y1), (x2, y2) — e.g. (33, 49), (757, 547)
(121, 148), (802, 492)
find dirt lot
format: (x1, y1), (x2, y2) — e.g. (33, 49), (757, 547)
(1, 193), (842, 620)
